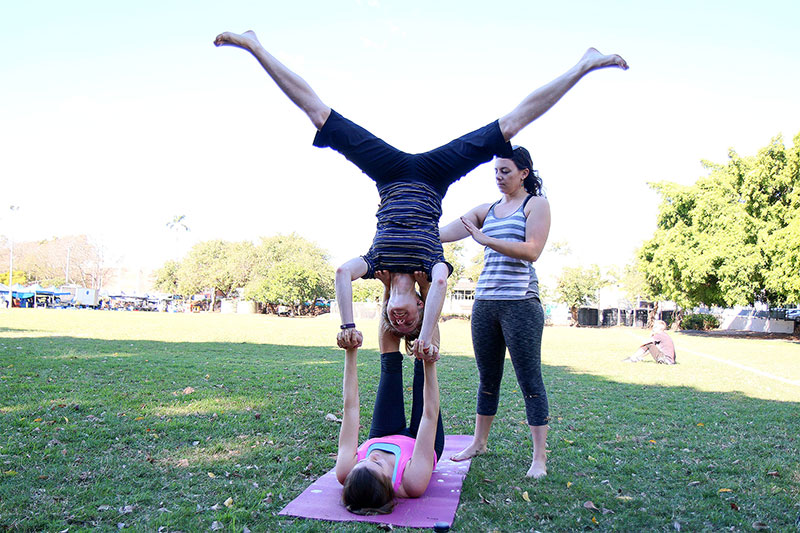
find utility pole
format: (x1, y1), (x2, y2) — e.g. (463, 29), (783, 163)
(8, 205), (19, 290)
(65, 245), (71, 284)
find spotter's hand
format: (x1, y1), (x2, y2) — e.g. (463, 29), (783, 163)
(461, 216), (490, 246)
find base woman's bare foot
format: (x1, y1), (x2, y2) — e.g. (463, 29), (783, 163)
(581, 47), (629, 71)
(213, 30), (261, 50)
(450, 442), (488, 462)
(526, 456), (547, 478)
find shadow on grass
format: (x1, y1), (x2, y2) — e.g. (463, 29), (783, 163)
(1, 335), (798, 532)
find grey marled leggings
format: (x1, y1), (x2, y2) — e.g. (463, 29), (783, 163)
(471, 298), (549, 426)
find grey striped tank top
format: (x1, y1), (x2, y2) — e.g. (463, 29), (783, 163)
(475, 196), (540, 300)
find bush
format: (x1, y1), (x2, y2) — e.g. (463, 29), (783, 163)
(680, 313), (720, 331)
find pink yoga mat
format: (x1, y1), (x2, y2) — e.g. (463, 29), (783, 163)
(279, 434), (473, 528)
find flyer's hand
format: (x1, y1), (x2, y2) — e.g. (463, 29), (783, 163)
(413, 270), (430, 291)
(337, 328), (363, 349)
(411, 338), (440, 362)
(375, 269), (392, 289)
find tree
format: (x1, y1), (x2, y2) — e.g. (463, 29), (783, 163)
(153, 260), (181, 294)
(638, 132), (800, 307)
(177, 240), (253, 309)
(0, 270), (27, 286)
(248, 262), (330, 315)
(0, 235), (111, 289)
(351, 279), (383, 303)
(442, 242), (466, 289)
(465, 250), (484, 283)
(244, 233), (334, 307)
(555, 264), (605, 324)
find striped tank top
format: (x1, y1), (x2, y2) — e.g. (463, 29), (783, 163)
(475, 196), (540, 300)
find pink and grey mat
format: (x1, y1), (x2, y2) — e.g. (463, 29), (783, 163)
(279, 434), (473, 528)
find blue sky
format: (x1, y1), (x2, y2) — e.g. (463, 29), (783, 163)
(2, 0), (798, 286)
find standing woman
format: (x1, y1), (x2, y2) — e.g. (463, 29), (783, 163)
(439, 146), (550, 478)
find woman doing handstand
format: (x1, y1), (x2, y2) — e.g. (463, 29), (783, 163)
(214, 30), (628, 359)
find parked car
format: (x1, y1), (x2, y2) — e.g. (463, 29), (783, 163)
(786, 309), (800, 322)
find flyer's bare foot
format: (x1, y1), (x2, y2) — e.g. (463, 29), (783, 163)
(526, 456), (547, 478)
(450, 442), (488, 462)
(581, 47), (629, 71)
(214, 30), (261, 51)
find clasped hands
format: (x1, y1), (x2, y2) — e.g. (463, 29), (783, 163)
(337, 327), (363, 349)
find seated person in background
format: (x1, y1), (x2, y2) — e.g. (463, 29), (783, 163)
(623, 319), (676, 365)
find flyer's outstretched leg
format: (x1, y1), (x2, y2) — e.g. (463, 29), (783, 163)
(499, 47), (628, 140)
(214, 31), (331, 129)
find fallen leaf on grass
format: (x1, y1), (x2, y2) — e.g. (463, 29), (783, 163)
(730, 502), (739, 511)
(324, 413), (342, 423)
(118, 505), (134, 515)
(210, 504), (222, 511)
(583, 501), (599, 511)
(522, 491), (530, 502)
(223, 497), (233, 508)
(2, 470), (17, 476)
(602, 508), (614, 515)
(674, 521), (681, 531)
(479, 493), (492, 505)
(134, 416), (144, 421)
(566, 482), (573, 488)
(182, 387), (195, 395)
(211, 521), (223, 531)
(176, 459), (189, 467)
(718, 488), (732, 493)
(697, 423), (704, 426)
(207, 472), (215, 478)
(648, 440), (657, 444)
(687, 481), (701, 486)
(34, 418), (42, 422)
(752, 522), (769, 531)
(98, 505), (111, 511)
(766, 471), (779, 477)
(592, 516), (598, 524)
(616, 495), (633, 501)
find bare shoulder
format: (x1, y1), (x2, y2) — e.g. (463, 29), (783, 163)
(524, 196), (550, 216)
(469, 202), (494, 224)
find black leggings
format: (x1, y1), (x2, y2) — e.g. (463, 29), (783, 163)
(368, 352), (445, 460)
(471, 299), (549, 426)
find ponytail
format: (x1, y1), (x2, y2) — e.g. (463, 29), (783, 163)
(510, 145), (543, 196)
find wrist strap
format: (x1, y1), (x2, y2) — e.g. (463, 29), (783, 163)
(340, 323), (356, 330)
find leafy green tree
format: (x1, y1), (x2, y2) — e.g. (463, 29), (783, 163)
(248, 262), (329, 314)
(177, 240), (253, 309)
(465, 250), (484, 283)
(245, 233), (334, 307)
(619, 262), (653, 306)
(639, 132), (800, 307)
(153, 260), (181, 294)
(0, 270), (27, 285)
(351, 279), (383, 303)
(555, 264), (605, 324)
(443, 242), (466, 288)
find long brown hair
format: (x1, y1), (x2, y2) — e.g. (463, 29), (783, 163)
(342, 466), (396, 515)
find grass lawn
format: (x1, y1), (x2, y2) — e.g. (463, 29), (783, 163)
(1, 309), (798, 532)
